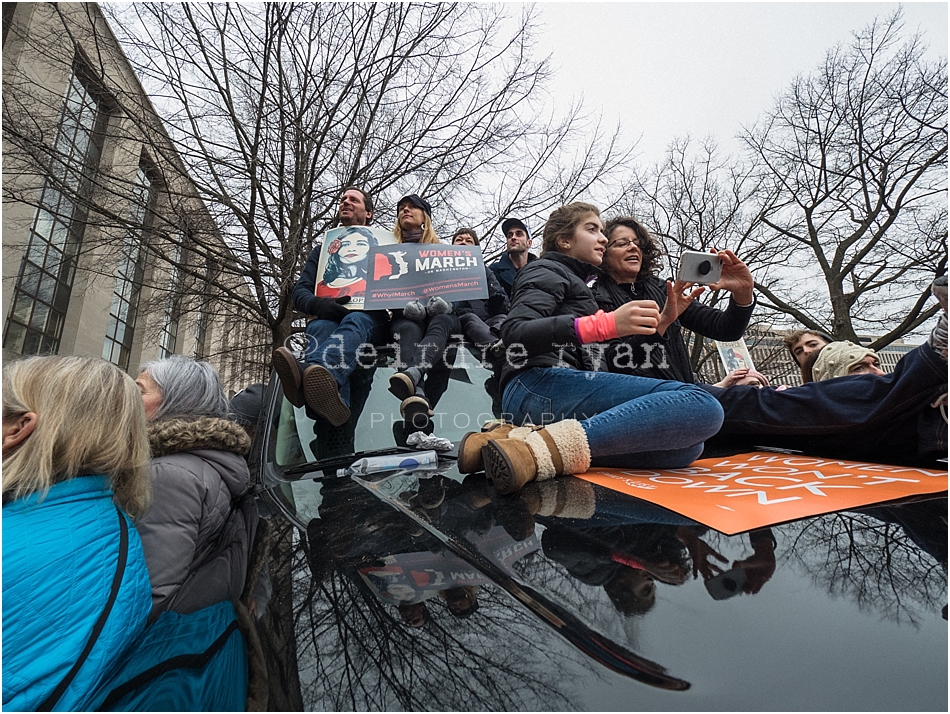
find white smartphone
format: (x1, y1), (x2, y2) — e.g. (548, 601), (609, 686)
(677, 250), (723, 284)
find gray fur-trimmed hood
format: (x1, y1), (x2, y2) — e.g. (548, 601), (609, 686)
(147, 417), (251, 459)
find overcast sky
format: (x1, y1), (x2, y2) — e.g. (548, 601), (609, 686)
(534, 2), (948, 166)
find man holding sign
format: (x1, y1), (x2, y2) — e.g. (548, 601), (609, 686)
(273, 187), (392, 427)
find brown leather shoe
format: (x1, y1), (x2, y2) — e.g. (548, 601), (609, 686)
(482, 439), (538, 494)
(272, 347), (304, 407)
(389, 368), (423, 401)
(457, 423), (516, 474)
(302, 365), (350, 427)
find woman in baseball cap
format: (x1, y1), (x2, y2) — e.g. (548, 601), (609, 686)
(388, 195), (462, 432)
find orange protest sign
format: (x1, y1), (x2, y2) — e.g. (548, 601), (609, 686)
(576, 452), (948, 535)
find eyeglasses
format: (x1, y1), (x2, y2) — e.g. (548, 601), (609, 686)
(606, 238), (639, 250)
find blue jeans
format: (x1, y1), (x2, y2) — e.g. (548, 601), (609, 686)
(502, 367), (724, 469)
(304, 311), (389, 406)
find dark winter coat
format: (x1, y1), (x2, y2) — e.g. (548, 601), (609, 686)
(489, 251), (539, 298)
(292, 244), (326, 315)
(499, 251), (607, 388)
(453, 265), (509, 321)
(593, 273), (754, 383)
(136, 417), (254, 619)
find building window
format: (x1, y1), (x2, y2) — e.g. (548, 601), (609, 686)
(102, 165), (151, 369)
(4, 63), (108, 356)
(158, 237), (183, 358)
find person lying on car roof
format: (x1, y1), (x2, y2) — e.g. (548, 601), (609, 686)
(698, 278), (948, 466)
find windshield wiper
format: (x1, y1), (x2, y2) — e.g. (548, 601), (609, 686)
(284, 446), (424, 478)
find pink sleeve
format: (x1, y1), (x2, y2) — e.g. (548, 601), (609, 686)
(575, 310), (619, 344)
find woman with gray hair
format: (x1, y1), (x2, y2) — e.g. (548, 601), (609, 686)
(134, 355), (254, 619)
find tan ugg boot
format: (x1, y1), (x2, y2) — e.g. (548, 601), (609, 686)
(482, 419), (591, 494)
(457, 422), (516, 473)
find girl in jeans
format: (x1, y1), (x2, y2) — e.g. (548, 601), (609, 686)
(458, 202), (724, 494)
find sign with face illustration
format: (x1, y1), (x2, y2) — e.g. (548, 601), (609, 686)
(315, 226), (398, 309)
(577, 452), (947, 534)
(715, 338), (755, 374)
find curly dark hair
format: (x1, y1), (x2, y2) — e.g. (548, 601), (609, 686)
(603, 216), (664, 281)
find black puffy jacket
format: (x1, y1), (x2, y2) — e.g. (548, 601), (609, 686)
(499, 252), (607, 388)
(593, 273), (754, 383)
(453, 266), (509, 320)
(291, 244), (324, 315)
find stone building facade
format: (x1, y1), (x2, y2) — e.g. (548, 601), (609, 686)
(2, 3), (267, 390)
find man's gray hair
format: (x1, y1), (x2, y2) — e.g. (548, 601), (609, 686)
(140, 355), (229, 421)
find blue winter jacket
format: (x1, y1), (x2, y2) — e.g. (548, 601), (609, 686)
(95, 601), (248, 712)
(2, 475), (152, 711)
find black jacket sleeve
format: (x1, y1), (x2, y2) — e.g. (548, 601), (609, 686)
(292, 245), (324, 315)
(678, 294), (755, 341)
(488, 260), (508, 296)
(500, 265), (578, 357)
(485, 266), (509, 317)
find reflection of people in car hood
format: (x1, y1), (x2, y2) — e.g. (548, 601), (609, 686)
(541, 523), (691, 616)
(440, 585), (479, 618)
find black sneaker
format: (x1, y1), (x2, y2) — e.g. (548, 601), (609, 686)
(389, 368), (422, 401)
(400, 396), (431, 433)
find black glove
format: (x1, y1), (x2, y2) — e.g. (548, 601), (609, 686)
(486, 292), (507, 316)
(307, 295), (351, 322)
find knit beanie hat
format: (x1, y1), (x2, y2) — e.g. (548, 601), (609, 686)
(229, 382), (265, 426)
(812, 341), (878, 381)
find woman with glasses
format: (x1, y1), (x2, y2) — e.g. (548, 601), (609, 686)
(458, 202), (724, 494)
(594, 216), (755, 383)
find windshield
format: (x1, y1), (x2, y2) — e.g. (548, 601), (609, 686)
(259, 343), (501, 511)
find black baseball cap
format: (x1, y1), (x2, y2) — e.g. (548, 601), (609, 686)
(398, 194), (432, 217)
(501, 218), (530, 238)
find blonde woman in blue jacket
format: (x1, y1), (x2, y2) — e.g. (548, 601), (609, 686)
(2, 356), (153, 711)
